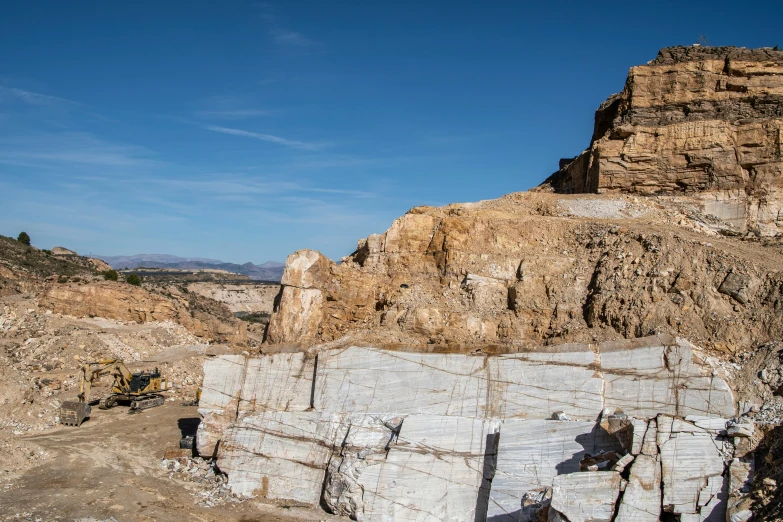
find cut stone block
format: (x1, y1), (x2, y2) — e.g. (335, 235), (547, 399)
(615, 454), (662, 522)
(313, 347), (490, 417)
(323, 414), (403, 518)
(487, 420), (621, 521)
(630, 418), (649, 455)
(602, 339), (735, 419)
(197, 354), (247, 456)
(489, 353), (604, 420)
(219, 411), (345, 505)
(357, 416), (500, 522)
(238, 352), (314, 414)
(658, 416), (729, 518)
(549, 471), (622, 522)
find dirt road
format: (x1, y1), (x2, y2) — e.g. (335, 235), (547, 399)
(0, 402), (334, 522)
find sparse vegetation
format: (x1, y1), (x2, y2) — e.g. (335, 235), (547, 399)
(17, 232), (30, 246)
(234, 311), (271, 325)
(126, 273), (142, 286)
(0, 236), (93, 280)
(102, 269), (119, 281)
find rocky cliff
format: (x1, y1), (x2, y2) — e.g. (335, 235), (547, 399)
(542, 46), (783, 238)
(201, 46), (783, 522)
(40, 281), (247, 345)
(264, 47), (783, 354)
(264, 193), (783, 355)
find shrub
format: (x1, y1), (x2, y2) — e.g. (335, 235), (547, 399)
(102, 269), (119, 281)
(17, 232), (30, 245)
(126, 273), (142, 286)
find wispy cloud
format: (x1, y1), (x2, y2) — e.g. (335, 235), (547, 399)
(255, 3), (323, 54)
(0, 132), (162, 168)
(193, 95), (273, 120)
(269, 28), (316, 48)
(195, 109), (272, 119)
(203, 124), (329, 151)
(0, 85), (81, 107)
(135, 175), (373, 199)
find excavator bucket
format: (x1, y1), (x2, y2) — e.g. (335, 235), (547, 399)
(59, 401), (91, 426)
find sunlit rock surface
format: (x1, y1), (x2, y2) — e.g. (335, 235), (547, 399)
(197, 335), (742, 520)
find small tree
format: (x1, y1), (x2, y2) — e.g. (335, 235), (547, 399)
(17, 232), (30, 245)
(102, 269), (119, 281)
(126, 273), (142, 286)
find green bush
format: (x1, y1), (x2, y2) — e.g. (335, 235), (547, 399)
(17, 232), (30, 245)
(126, 273), (142, 286)
(102, 269), (119, 281)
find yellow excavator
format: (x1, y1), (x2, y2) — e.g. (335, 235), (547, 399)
(59, 359), (168, 426)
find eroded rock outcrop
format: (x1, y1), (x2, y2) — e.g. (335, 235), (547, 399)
(543, 46), (783, 238)
(40, 281), (247, 345)
(264, 195), (783, 353)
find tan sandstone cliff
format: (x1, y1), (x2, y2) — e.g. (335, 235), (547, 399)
(41, 281), (247, 345)
(542, 45), (783, 238)
(265, 46), (783, 355)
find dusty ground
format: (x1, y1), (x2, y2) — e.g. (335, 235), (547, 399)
(0, 402), (339, 522)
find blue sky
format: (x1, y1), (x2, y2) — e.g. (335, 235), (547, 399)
(1, 1), (780, 262)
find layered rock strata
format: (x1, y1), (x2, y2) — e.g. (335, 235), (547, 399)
(543, 46), (783, 237)
(197, 336), (748, 521)
(40, 281), (247, 345)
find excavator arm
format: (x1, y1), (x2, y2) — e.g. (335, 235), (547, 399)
(76, 359), (129, 403)
(61, 358), (166, 426)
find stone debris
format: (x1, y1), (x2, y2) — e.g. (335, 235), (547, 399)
(611, 453), (634, 472)
(726, 418), (754, 438)
(161, 455), (241, 507)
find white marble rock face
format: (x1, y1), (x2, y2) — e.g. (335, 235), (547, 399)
(199, 337), (738, 520)
(487, 419), (621, 521)
(549, 471), (622, 522)
(219, 411), (345, 504)
(357, 416), (500, 522)
(313, 347), (491, 417)
(658, 416), (729, 520)
(197, 354), (247, 456)
(614, 454), (662, 522)
(311, 338), (735, 421)
(488, 354), (604, 419)
(323, 414), (404, 517)
(238, 351), (314, 414)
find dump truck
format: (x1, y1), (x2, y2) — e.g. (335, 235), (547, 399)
(59, 359), (168, 426)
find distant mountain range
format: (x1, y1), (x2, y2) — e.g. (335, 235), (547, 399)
(95, 254), (286, 282)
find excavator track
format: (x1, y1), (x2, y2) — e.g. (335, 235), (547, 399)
(98, 396), (117, 410)
(129, 395), (165, 412)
